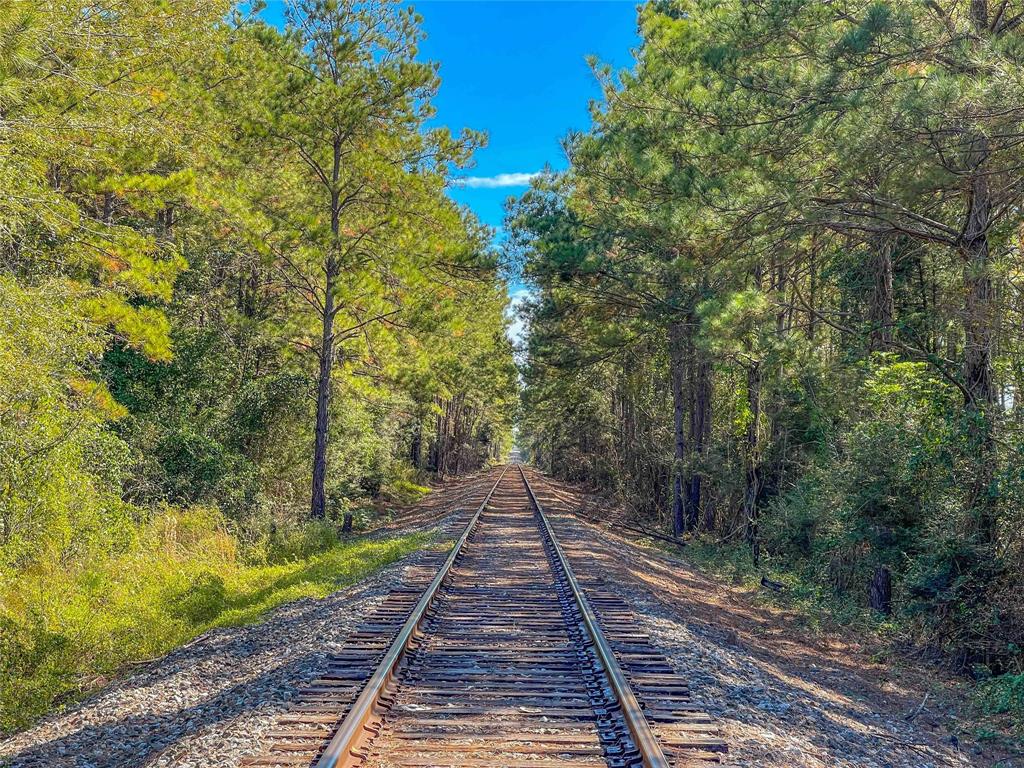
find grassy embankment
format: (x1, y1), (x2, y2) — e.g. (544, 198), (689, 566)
(0, 505), (433, 735)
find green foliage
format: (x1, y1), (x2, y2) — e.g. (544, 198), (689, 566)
(0, 277), (135, 572)
(764, 360), (946, 557)
(976, 674), (1024, 733)
(683, 537), (886, 636)
(512, 0), (1024, 740)
(0, 0), (515, 734)
(0, 504), (428, 734)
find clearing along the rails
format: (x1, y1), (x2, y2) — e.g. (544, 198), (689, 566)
(247, 465), (724, 768)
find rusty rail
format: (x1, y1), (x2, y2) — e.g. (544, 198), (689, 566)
(518, 463), (672, 768)
(312, 465), (509, 768)
(246, 463), (724, 768)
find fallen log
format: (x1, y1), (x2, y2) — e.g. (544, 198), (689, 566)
(575, 510), (686, 548)
(760, 575), (785, 592)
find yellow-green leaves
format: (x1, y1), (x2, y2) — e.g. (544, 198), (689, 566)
(81, 295), (173, 362)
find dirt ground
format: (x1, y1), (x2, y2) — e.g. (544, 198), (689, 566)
(4, 467), (1018, 768)
(526, 468), (1020, 768)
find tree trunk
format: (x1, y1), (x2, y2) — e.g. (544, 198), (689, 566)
(310, 271), (335, 519)
(436, 402), (445, 475)
(310, 138), (344, 520)
(971, 0), (989, 28)
(744, 360), (763, 565)
(450, 397), (461, 475)
(668, 321), (688, 537)
(685, 343), (712, 532)
(869, 566), (892, 615)
(963, 243), (994, 408)
(962, 133), (997, 542)
(430, 397), (442, 471)
(868, 237), (895, 351)
(773, 253), (788, 335)
(963, 176), (994, 408)
(807, 235), (818, 342)
(410, 417), (423, 469)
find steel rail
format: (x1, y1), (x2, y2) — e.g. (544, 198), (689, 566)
(314, 465), (509, 768)
(517, 463), (672, 768)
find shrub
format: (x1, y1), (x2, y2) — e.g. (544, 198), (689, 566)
(976, 674), (1024, 733)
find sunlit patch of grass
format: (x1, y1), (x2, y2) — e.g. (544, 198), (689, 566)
(0, 508), (432, 735)
(206, 534), (430, 628)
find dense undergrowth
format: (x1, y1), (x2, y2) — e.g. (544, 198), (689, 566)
(683, 537), (897, 642)
(0, 505), (430, 735)
(681, 537), (1024, 746)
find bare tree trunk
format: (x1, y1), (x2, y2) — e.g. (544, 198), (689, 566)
(868, 237), (895, 351)
(869, 566), (892, 615)
(429, 397), (441, 471)
(773, 253), (788, 335)
(963, 242), (993, 407)
(410, 416), (423, 469)
(807, 235), (818, 342)
(436, 400), (448, 476)
(668, 321), (688, 537)
(971, 0), (989, 28)
(962, 133), (997, 542)
(310, 269), (335, 519)
(310, 138), (343, 520)
(441, 398), (454, 476)
(685, 343), (712, 532)
(744, 360), (763, 565)
(452, 395), (466, 475)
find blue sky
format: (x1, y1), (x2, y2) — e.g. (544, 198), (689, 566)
(406, 1), (640, 337)
(262, 1), (640, 232)
(410, 1), (640, 232)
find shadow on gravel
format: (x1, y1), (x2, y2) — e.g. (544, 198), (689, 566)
(111, 577), (382, 697)
(531, 480), (979, 767)
(0, 649), (323, 768)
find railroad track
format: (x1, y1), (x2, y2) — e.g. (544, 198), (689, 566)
(246, 465), (724, 768)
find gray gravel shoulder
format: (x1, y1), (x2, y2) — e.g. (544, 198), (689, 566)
(6, 466), (987, 768)
(546, 505), (988, 768)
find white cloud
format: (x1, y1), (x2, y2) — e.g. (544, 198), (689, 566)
(509, 287), (532, 302)
(455, 172), (541, 189)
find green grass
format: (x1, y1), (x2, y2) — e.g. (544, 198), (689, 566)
(188, 533), (432, 629)
(0, 507), (432, 735)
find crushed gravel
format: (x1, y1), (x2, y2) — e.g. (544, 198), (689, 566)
(533, 473), (998, 768)
(3, 467), (1002, 768)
